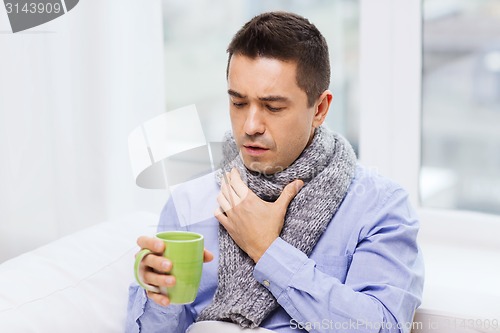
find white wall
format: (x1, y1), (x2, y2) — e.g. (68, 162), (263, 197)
(0, 0), (167, 262)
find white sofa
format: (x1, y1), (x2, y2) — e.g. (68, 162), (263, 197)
(0, 211), (158, 332)
(1, 211), (499, 333)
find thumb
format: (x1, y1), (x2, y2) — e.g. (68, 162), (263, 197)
(276, 179), (304, 208)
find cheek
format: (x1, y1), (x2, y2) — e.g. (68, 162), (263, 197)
(230, 112), (244, 136)
(275, 129), (309, 162)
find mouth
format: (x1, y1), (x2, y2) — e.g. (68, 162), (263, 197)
(242, 144), (269, 156)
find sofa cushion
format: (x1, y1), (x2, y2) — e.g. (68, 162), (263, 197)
(0, 211), (158, 332)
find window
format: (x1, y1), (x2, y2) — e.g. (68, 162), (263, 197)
(161, 0), (360, 152)
(421, 0), (500, 215)
(359, 0), (500, 323)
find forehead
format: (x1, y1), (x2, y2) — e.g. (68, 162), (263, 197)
(227, 55), (303, 98)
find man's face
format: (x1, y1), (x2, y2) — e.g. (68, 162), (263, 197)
(227, 54), (320, 175)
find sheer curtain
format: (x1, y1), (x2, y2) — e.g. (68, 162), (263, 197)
(0, 0), (166, 262)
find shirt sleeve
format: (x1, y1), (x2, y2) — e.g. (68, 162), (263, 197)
(125, 197), (194, 333)
(125, 284), (192, 333)
(253, 188), (424, 333)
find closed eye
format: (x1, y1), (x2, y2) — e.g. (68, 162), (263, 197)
(232, 102), (247, 108)
(266, 105), (285, 112)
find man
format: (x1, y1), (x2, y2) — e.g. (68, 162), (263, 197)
(127, 11), (424, 333)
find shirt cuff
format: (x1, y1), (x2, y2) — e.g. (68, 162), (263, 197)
(253, 237), (309, 299)
(144, 294), (181, 314)
(127, 284), (185, 332)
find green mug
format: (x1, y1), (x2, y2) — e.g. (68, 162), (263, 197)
(134, 231), (204, 304)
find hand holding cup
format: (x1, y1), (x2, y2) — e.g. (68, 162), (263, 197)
(135, 233), (213, 306)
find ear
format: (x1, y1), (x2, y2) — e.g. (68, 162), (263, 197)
(312, 90), (333, 128)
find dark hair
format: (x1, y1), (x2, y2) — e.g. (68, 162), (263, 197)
(227, 11), (330, 107)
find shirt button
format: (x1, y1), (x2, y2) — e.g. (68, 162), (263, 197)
(263, 280), (270, 287)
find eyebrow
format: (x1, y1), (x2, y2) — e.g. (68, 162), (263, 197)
(228, 89), (246, 98)
(259, 95), (289, 103)
(228, 89), (289, 103)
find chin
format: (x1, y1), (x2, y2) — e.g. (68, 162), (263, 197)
(244, 160), (284, 176)
(243, 159), (263, 173)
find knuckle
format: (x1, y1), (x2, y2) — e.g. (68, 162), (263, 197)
(217, 193), (224, 202)
(144, 271), (161, 286)
(143, 271), (153, 284)
(152, 254), (162, 266)
(136, 236), (146, 247)
(142, 253), (156, 268)
(137, 236), (156, 251)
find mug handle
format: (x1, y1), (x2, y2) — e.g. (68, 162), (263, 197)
(134, 249), (161, 293)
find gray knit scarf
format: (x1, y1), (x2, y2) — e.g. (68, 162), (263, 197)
(197, 126), (357, 328)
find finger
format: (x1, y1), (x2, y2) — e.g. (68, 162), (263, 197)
(142, 253), (172, 273)
(221, 176), (237, 204)
(214, 207), (231, 232)
(214, 207), (229, 224)
(146, 290), (170, 307)
(214, 206), (226, 217)
(230, 168), (249, 199)
(203, 249), (214, 263)
(137, 236), (165, 254)
(276, 179), (304, 208)
(217, 192), (232, 214)
(222, 172), (237, 207)
(143, 270), (176, 288)
(223, 177), (243, 209)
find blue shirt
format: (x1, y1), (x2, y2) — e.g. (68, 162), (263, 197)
(126, 165), (424, 333)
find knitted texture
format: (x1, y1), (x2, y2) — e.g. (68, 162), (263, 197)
(197, 126), (357, 327)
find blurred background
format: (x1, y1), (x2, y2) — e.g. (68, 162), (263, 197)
(421, 0), (500, 215)
(0, 0), (499, 263)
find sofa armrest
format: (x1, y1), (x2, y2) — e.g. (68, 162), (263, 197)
(0, 211), (158, 332)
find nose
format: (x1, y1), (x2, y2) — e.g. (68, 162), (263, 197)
(244, 106), (265, 136)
